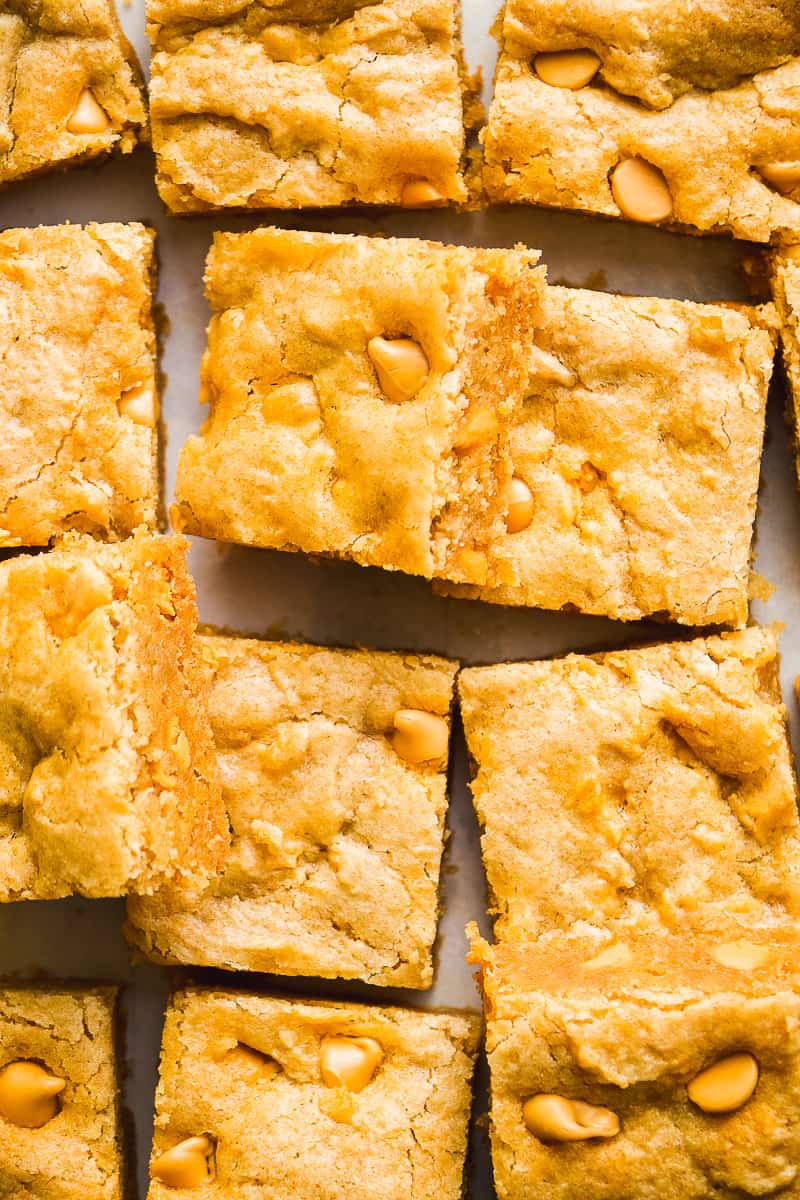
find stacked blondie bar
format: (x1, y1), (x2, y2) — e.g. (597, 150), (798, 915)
(1, 1), (800, 1199)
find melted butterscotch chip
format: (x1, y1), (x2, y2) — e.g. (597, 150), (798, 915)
(392, 709), (449, 765)
(151, 1135), (216, 1188)
(320, 1036), (383, 1093)
(687, 1053), (759, 1113)
(67, 89), (110, 135)
(523, 1094), (620, 1142)
(0, 1060), (66, 1128)
(367, 336), (429, 404)
(757, 162), (800, 195)
(401, 180), (448, 207)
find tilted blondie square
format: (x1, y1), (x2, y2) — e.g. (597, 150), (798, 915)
(126, 634), (457, 988)
(147, 989), (480, 1198)
(0, 530), (227, 901)
(0, 0), (147, 187)
(768, 244), (800, 480)
(173, 227), (545, 590)
(459, 627), (800, 943)
(437, 286), (775, 627)
(0, 222), (160, 548)
(483, 0), (800, 241)
(0, 986), (123, 1200)
(146, 0), (479, 213)
(474, 929), (800, 1200)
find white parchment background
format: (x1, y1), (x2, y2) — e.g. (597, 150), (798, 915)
(0, 4), (799, 1196)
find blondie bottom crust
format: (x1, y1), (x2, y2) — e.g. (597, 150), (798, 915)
(437, 287), (775, 626)
(173, 228), (544, 589)
(474, 930), (800, 1200)
(483, 1), (800, 241)
(0, 223), (160, 548)
(147, 989), (480, 1199)
(0, 0), (147, 187)
(127, 635), (457, 988)
(0, 986), (122, 1200)
(459, 627), (800, 943)
(769, 245), (800, 478)
(0, 530), (227, 901)
(146, 0), (479, 213)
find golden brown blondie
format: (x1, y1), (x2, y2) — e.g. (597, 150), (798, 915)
(126, 634), (457, 988)
(0, 0), (147, 187)
(146, 0), (479, 213)
(147, 988), (480, 1198)
(0, 530), (227, 901)
(483, 0), (800, 241)
(0, 986), (122, 1200)
(459, 627), (800, 943)
(0, 222), (159, 548)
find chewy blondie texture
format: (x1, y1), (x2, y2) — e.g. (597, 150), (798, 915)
(769, 244), (800, 481)
(146, 0), (479, 213)
(173, 227), (544, 589)
(0, 986), (122, 1200)
(0, 530), (227, 901)
(126, 635), (457, 988)
(483, 0), (800, 241)
(474, 929), (800, 1200)
(0, 222), (160, 548)
(0, 0), (147, 187)
(148, 989), (480, 1199)
(437, 286), (775, 627)
(459, 627), (800, 943)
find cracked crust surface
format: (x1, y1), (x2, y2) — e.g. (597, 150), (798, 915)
(173, 227), (544, 588)
(126, 634), (457, 988)
(769, 244), (800, 483)
(474, 930), (800, 1200)
(0, 986), (121, 1200)
(0, 222), (160, 548)
(483, 2), (800, 241)
(146, 0), (478, 212)
(459, 627), (800, 942)
(148, 989), (480, 1200)
(0, 0), (146, 186)
(0, 530), (227, 900)
(437, 287), (775, 626)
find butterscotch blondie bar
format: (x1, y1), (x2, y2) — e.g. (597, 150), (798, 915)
(0, 530), (227, 901)
(173, 227), (544, 590)
(459, 627), (800, 943)
(126, 634), (457, 988)
(474, 929), (800, 1200)
(147, 989), (479, 1198)
(146, 0), (479, 213)
(0, 0), (147, 187)
(436, 286), (775, 626)
(483, 0), (800, 241)
(0, 222), (160, 548)
(1, 986), (122, 1199)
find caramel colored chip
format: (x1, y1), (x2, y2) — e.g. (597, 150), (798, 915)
(584, 943), (633, 971)
(320, 1036), (384, 1093)
(757, 162), (800, 195)
(0, 1061), (66, 1128)
(392, 709), (450, 765)
(523, 1094), (620, 1142)
(67, 89), (110, 135)
(401, 180), (448, 208)
(118, 384), (157, 427)
(711, 941), (771, 970)
(367, 336), (429, 403)
(687, 1053), (759, 1114)
(610, 158), (673, 224)
(454, 406), (499, 452)
(505, 477), (534, 534)
(534, 49), (601, 89)
(151, 1135), (216, 1188)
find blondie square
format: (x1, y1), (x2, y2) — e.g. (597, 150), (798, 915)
(483, 0), (800, 241)
(474, 929), (800, 1200)
(0, 986), (122, 1200)
(173, 227), (544, 589)
(0, 222), (160, 548)
(147, 989), (480, 1199)
(437, 286), (775, 627)
(126, 634), (457, 988)
(459, 627), (800, 943)
(0, 0), (147, 187)
(0, 530), (227, 901)
(146, 0), (479, 213)
(769, 244), (800, 479)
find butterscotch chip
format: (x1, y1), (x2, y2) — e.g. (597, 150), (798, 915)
(687, 1053), (759, 1113)
(758, 161), (800, 195)
(505, 477), (534, 533)
(367, 336), (430, 404)
(712, 940), (771, 970)
(392, 709), (450, 765)
(118, 384), (158, 428)
(610, 157), (674, 223)
(0, 1060), (65, 1128)
(401, 180), (449, 207)
(150, 1135), (216, 1188)
(454, 407), (500, 452)
(584, 943), (632, 971)
(66, 89), (110, 135)
(320, 1037), (384, 1093)
(523, 1094), (620, 1141)
(533, 49), (600, 89)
